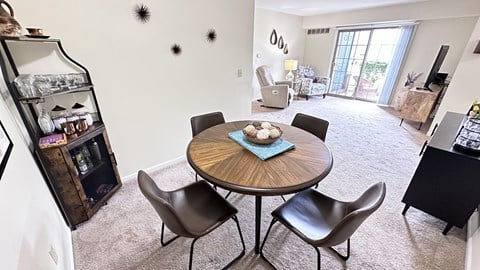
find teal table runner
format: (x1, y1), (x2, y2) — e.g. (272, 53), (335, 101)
(228, 130), (295, 160)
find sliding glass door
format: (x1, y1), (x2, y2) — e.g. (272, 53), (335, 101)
(330, 28), (401, 102)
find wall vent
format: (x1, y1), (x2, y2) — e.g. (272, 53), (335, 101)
(307, 28), (330, 35)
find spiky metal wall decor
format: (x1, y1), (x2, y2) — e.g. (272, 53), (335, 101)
(206, 29), (217, 42)
(134, 4), (151, 23)
(171, 44), (182, 55)
(283, 44), (289, 54)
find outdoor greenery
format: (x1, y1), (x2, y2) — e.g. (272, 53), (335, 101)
(363, 61), (388, 84)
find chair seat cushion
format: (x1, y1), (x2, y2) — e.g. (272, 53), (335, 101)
(271, 189), (348, 246)
(171, 180), (237, 237)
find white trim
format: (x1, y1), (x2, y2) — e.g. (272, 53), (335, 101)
(121, 155), (186, 183)
(336, 20), (418, 30)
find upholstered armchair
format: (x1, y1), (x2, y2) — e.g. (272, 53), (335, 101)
(255, 65), (295, 109)
(296, 65), (330, 99)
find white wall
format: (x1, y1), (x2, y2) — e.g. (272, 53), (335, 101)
(0, 0), (255, 269)
(303, 30), (336, 77)
(253, 8), (305, 99)
(431, 17), (480, 130)
(12, 0), (255, 177)
(0, 96), (73, 268)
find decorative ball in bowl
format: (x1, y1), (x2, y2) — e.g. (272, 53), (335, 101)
(242, 121), (282, 145)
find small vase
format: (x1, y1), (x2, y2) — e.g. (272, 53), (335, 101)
(38, 109), (55, 135)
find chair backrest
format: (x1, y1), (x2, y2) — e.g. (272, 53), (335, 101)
(190, 111), (225, 137)
(137, 170), (190, 237)
(324, 182), (386, 247)
(291, 113), (329, 142)
(256, 65), (275, 87)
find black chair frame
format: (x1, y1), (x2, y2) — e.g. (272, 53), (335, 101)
(260, 218), (350, 270)
(161, 215), (246, 270)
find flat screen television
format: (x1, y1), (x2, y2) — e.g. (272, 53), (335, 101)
(421, 45), (449, 91)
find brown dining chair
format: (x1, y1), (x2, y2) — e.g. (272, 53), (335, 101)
(291, 113), (329, 142)
(190, 111), (225, 181)
(290, 113), (329, 191)
(137, 170), (245, 270)
(260, 182), (386, 270)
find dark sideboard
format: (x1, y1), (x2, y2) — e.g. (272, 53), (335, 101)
(402, 111), (480, 235)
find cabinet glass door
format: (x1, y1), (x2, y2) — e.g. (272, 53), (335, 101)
(69, 134), (117, 206)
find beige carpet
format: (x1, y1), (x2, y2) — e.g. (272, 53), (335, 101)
(73, 96), (466, 270)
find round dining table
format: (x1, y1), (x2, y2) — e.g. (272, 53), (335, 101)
(186, 120), (333, 254)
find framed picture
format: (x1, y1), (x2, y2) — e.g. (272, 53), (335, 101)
(0, 120), (13, 180)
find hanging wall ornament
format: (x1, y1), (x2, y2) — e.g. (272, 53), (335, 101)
(206, 29), (217, 42)
(171, 44), (182, 55)
(134, 4), (151, 23)
(283, 43), (289, 54)
(278, 36), (284, 49)
(269, 29), (277, 45)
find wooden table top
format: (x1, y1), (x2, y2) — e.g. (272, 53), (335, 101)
(186, 121), (333, 196)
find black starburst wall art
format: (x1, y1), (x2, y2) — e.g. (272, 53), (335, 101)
(206, 29), (217, 42)
(134, 4), (151, 23)
(171, 44), (182, 55)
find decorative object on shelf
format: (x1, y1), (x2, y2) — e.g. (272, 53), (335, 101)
(284, 59), (298, 81)
(133, 3), (150, 23)
(171, 43), (182, 55)
(75, 118), (89, 133)
(453, 102), (480, 155)
(88, 139), (101, 161)
(0, 120), (13, 180)
(25, 27), (48, 38)
(39, 133), (67, 149)
(242, 121), (282, 145)
(13, 74), (37, 97)
(37, 109), (55, 135)
(283, 43), (288, 55)
(277, 36), (284, 49)
(269, 29), (277, 45)
(404, 72), (423, 88)
(62, 121), (77, 138)
(206, 29), (217, 42)
(71, 103), (93, 125)
(51, 105), (67, 130)
(0, 1), (22, 37)
(453, 119), (480, 155)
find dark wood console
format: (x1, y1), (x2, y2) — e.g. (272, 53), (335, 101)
(401, 111), (480, 235)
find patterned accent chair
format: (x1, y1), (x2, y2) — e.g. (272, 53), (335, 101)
(256, 65), (295, 109)
(296, 65), (330, 100)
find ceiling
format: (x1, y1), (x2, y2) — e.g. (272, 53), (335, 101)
(255, 0), (428, 16)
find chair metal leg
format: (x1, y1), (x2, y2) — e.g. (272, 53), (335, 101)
(188, 216), (245, 270)
(225, 191), (232, 199)
(261, 219), (323, 270)
(314, 246), (321, 270)
(161, 222), (180, 246)
(280, 195), (286, 202)
(260, 218), (278, 269)
(195, 172), (199, 182)
(328, 238), (350, 261)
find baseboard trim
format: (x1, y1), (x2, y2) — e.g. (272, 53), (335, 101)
(121, 156), (186, 183)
